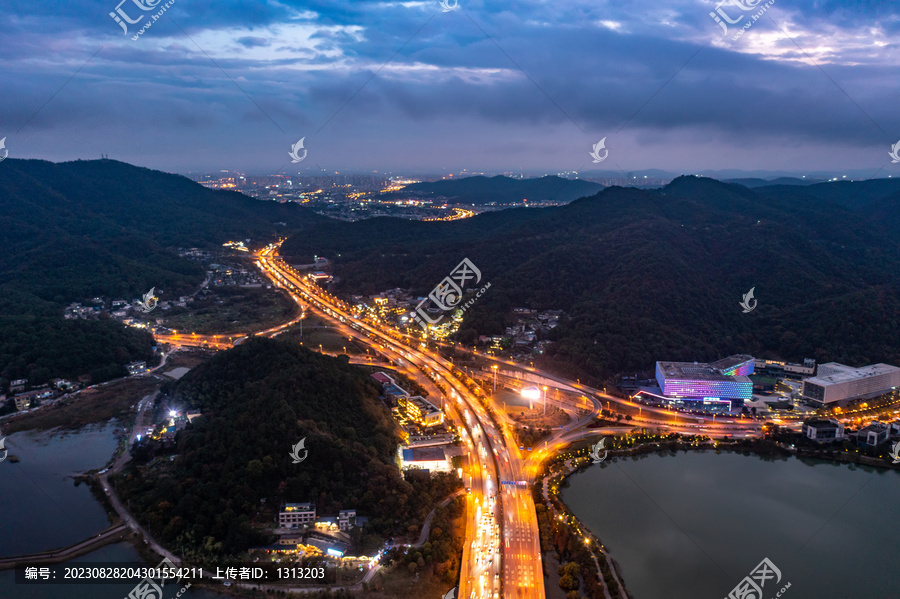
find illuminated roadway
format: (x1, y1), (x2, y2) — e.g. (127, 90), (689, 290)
(255, 242), (763, 599)
(256, 243), (543, 599)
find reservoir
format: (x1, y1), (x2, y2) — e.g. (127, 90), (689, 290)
(0, 424), (225, 598)
(562, 450), (900, 599)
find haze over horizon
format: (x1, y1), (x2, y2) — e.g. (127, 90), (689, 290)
(2, 0), (899, 175)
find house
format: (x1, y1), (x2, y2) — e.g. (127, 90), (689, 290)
(279, 503), (316, 528)
(127, 361), (147, 375)
(314, 517), (338, 532)
(52, 379), (75, 392)
(855, 422), (890, 447)
(15, 396), (32, 411)
(338, 509), (357, 531)
(801, 418), (844, 443)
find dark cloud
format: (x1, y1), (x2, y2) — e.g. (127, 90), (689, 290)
(0, 0), (897, 173)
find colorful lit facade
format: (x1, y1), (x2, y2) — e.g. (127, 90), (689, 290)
(655, 355), (755, 407)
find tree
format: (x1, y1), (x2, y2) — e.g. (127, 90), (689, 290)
(408, 562), (418, 574)
(559, 574), (579, 591)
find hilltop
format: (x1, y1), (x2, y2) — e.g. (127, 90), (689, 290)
(0, 159), (322, 385)
(283, 176), (900, 382)
(117, 338), (459, 557)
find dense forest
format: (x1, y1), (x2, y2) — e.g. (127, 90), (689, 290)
(0, 158), (323, 384)
(282, 176), (900, 384)
(116, 337), (460, 558)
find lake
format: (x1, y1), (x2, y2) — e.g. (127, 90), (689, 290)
(0, 424), (226, 598)
(562, 450), (900, 599)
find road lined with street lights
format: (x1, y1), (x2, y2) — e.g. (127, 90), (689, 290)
(256, 243), (533, 599)
(255, 241), (765, 599)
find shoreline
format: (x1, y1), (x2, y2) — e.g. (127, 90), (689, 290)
(533, 433), (900, 599)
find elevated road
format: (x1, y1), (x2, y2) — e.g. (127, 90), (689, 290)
(256, 244), (539, 599)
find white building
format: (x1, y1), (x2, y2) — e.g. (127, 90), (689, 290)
(400, 446), (451, 473)
(801, 418), (844, 442)
(801, 363), (900, 407)
(279, 503), (316, 528)
(338, 509), (357, 531)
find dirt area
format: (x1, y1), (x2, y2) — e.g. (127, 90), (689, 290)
(160, 285), (298, 335)
(2, 376), (159, 434)
(162, 347), (216, 371)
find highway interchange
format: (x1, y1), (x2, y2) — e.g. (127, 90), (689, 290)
(252, 241), (765, 599)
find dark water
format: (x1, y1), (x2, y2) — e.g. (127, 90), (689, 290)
(0, 543), (225, 599)
(562, 450), (900, 599)
(0, 424), (119, 557)
(0, 425), (225, 598)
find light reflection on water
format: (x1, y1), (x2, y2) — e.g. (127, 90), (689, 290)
(562, 450), (900, 599)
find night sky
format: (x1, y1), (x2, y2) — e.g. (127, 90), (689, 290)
(2, 0), (898, 175)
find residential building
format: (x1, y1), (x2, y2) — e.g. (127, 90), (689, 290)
(279, 503), (316, 528)
(338, 509), (357, 531)
(127, 361), (147, 375)
(398, 395), (443, 427)
(15, 396), (32, 411)
(801, 418), (844, 443)
(801, 363), (900, 407)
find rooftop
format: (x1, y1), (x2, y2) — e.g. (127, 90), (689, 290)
(709, 354), (754, 371)
(806, 363), (900, 386)
(803, 418), (841, 428)
(402, 446), (446, 462)
(657, 361), (751, 383)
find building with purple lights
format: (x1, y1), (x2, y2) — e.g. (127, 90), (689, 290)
(655, 354), (754, 409)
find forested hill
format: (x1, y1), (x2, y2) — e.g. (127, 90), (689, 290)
(0, 158), (323, 386)
(283, 176), (900, 383)
(393, 174), (604, 205)
(120, 338), (455, 556)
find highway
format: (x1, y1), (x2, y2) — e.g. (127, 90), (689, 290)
(254, 241), (764, 599)
(255, 243), (542, 599)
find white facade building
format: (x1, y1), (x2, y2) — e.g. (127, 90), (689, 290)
(801, 363), (900, 406)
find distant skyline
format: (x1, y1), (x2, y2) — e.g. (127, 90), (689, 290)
(2, 0), (899, 175)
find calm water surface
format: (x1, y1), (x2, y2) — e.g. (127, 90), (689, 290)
(562, 450), (900, 599)
(0, 424), (119, 557)
(0, 424), (225, 598)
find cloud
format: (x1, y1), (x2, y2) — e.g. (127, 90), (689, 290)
(0, 0), (896, 172)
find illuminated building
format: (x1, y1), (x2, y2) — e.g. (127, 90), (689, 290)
(655, 354), (754, 409)
(397, 395), (443, 426)
(801, 362), (900, 407)
(400, 446), (451, 473)
(279, 503), (316, 528)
